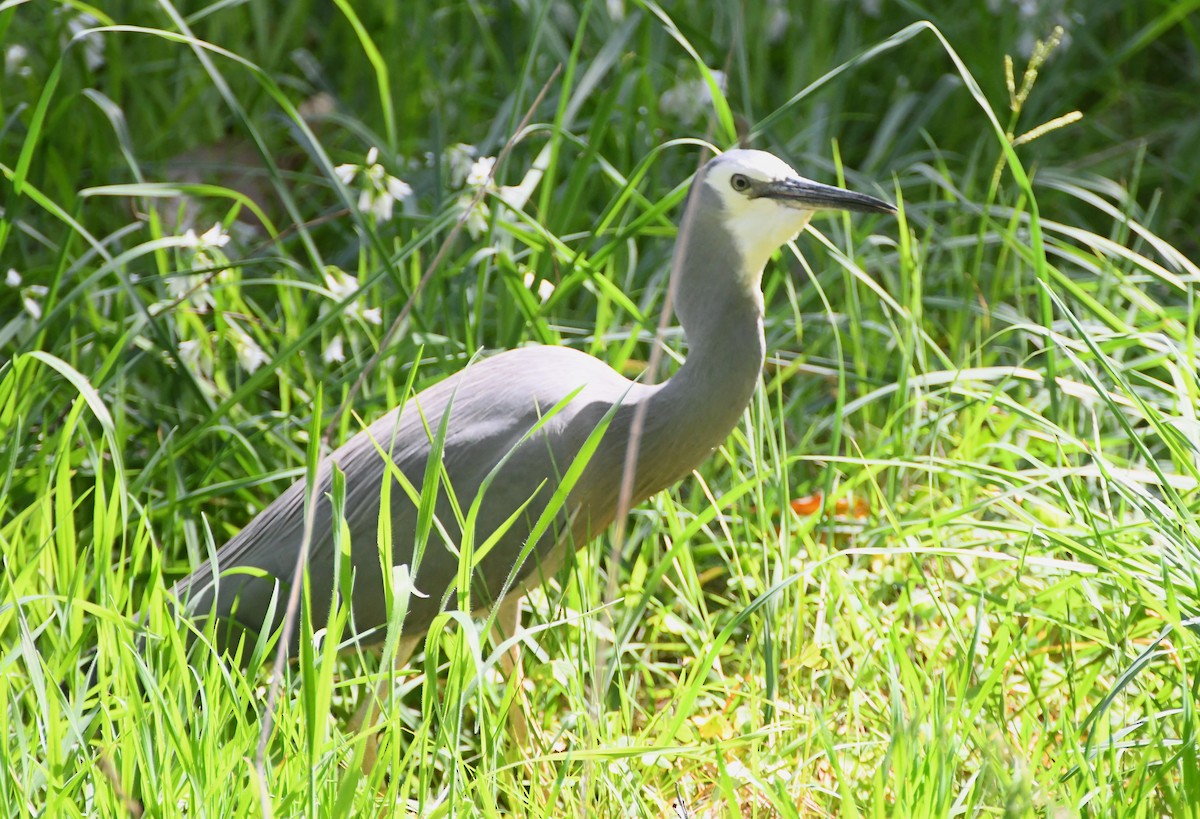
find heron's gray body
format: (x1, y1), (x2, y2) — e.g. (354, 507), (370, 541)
(172, 149), (891, 659)
(175, 176), (766, 653)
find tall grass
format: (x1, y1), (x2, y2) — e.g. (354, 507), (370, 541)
(2, 1), (1198, 816)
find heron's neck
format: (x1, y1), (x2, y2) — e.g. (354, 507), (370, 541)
(635, 229), (767, 492)
(586, 181), (770, 510)
(649, 277), (765, 457)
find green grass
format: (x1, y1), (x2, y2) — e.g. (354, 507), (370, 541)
(3, 1), (1199, 816)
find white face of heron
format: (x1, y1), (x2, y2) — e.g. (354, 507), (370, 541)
(701, 149), (816, 279)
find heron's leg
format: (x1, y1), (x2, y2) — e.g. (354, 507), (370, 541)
(351, 633), (420, 774)
(493, 594), (529, 745)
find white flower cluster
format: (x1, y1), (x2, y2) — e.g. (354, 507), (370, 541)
(157, 222), (273, 383)
(321, 266), (383, 364)
(436, 143), (501, 239)
(164, 223), (231, 310)
(5, 45), (32, 79)
(334, 147), (413, 223)
(437, 143), (555, 303)
(59, 8), (106, 72)
(6, 268), (48, 320)
(228, 323), (269, 373)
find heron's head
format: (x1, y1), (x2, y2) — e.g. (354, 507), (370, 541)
(698, 148), (895, 277)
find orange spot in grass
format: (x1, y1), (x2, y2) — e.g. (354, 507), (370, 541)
(789, 492), (871, 520)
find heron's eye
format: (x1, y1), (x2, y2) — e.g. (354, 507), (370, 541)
(730, 174), (751, 192)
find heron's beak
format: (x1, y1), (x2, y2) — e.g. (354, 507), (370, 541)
(758, 177), (896, 214)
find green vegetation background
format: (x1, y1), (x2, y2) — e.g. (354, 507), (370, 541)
(2, 1), (1198, 816)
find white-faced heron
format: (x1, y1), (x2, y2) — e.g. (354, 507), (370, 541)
(172, 148), (894, 749)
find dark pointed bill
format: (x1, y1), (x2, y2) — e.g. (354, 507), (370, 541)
(757, 177), (896, 214)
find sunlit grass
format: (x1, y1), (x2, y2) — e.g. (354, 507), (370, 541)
(2, 1), (1198, 816)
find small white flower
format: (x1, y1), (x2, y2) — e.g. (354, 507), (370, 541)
(166, 273), (214, 309)
(62, 10), (105, 72)
(660, 70), (728, 124)
(8, 271), (45, 318)
(457, 192), (490, 239)
(323, 335), (345, 364)
(178, 223), (229, 254)
(356, 187), (385, 221)
(466, 156), (496, 188)
(339, 147), (413, 222)
(323, 266), (381, 325)
(442, 143), (477, 187)
(5, 45), (31, 79)
(363, 175), (406, 221)
(522, 272), (554, 302)
(199, 223), (230, 249)
(165, 274), (192, 300)
(230, 326), (269, 373)
(767, 0), (793, 37)
(323, 267), (359, 302)
(177, 338), (208, 374)
(386, 176), (413, 202)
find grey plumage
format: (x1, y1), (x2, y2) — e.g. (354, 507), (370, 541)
(173, 149), (894, 659)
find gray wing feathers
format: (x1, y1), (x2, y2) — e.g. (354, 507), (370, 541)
(174, 346), (640, 655)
